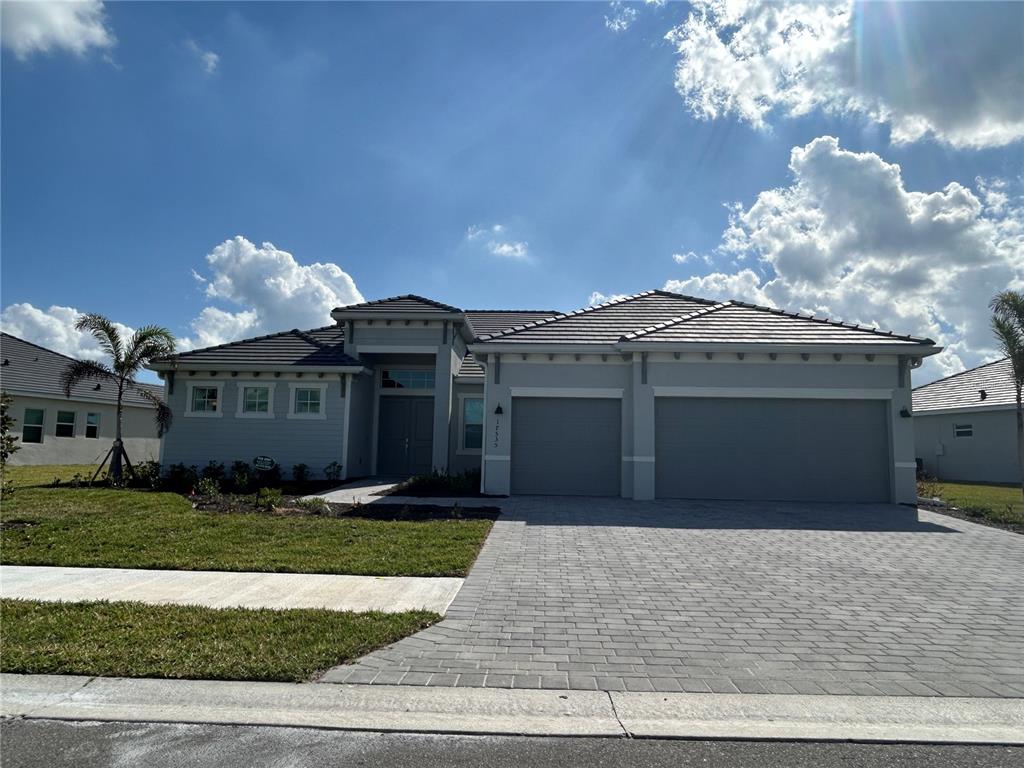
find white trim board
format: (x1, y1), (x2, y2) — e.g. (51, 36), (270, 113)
(912, 404), (1015, 416)
(509, 387), (625, 399)
(355, 345), (439, 355)
(652, 387), (894, 400)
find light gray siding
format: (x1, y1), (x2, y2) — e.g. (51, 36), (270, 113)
(914, 409), (1017, 483)
(160, 375), (345, 478)
(7, 394), (160, 466)
(510, 397), (622, 496)
(655, 397), (890, 502)
(448, 382), (484, 476)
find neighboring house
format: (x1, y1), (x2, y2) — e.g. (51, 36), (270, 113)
(913, 358), (1017, 484)
(151, 291), (938, 504)
(0, 333), (163, 466)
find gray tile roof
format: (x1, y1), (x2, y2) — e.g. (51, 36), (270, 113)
(0, 333), (162, 408)
(457, 354), (485, 378)
(913, 357), (1017, 412)
(333, 294), (463, 315)
(464, 310), (560, 338)
(477, 291), (717, 344)
(154, 326), (361, 368)
(621, 301), (932, 346)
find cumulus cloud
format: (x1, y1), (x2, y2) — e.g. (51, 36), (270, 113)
(1, 0), (115, 60)
(665, 137), (1024, 383)
(186, 39), (219, 74)
(588, 291), (630, 307)
(466, 223), (530, 261)
(666, 0), (1024, 148)
(604, 2), (638, 33)
(1, 236), (364, 359)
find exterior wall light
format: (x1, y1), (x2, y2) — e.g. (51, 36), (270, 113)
(494, 404), (504, 415)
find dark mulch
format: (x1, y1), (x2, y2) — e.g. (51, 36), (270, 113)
(922, 504), (1024, 535)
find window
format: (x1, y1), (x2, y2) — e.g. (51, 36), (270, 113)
(55, 410), (76, 438)
(190, 386), (219, 413)
(954, 423), (973, 438)
(22, 408), (44, 444)
(242, 386), (270, 413)
(381, 369), (435, 390)
(294, 387), (321, 414)
(86, 413), (100, 439)
(461, 397), (483, 452)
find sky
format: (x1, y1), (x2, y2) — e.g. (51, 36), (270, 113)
(1, 0), (1022, 385)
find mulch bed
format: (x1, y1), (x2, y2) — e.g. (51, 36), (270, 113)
(190, 494), (500, 522)
(920, 503), (1024, 535)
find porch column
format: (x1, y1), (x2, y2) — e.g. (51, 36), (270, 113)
(631, 353), (656, 500)
(431, 345), (454, 472)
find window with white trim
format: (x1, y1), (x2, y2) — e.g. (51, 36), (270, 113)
(190, 386), (219, 413)
(953, 423), (973, 438)
(461, 397), (483, 452)
(294, 387), (321, 414)
(86, 413), (100, 439)
(22, 408), (44, 443)
(242, 386), (270, 414)
(381, 369), (435, 390)
(55, 410), (75, 438)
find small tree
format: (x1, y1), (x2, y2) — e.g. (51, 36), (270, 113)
(0, 391), (20, 497)
(990, 290), (1024, 501)
(60, 314), (175, 484)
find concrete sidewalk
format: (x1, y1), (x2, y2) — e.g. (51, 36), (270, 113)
(2, 674), (1022, 744)
(0, 566), (463, 614)
(311, 478), (507, 508)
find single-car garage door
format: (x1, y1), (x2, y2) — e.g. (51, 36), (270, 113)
(511, 397), (621, 496)
(655, 397), (890, 502)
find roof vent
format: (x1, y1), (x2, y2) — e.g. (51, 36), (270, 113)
(980, 389), (987, 401)
(1, 358), (7, 366)
(93, 384), (102, 391)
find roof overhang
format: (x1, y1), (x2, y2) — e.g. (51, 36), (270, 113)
(468, 343), (623, 356)
(2, 388), (159, 409)
(330, 309), (465, 323)
(470, 341), (942, 358)
(911, 403), (1016, 417)
(148, 362), (368, 374)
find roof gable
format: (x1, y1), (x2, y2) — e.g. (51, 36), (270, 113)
(332, 294), (463, 315)
(153, 325), (361, 368)
(913, 357), (1016, 412)
(463, 309), (560, 338)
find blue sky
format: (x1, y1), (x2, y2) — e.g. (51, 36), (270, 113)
(2, 1), (1022, 383)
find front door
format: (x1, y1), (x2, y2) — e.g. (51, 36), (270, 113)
(377, 396), (434, 476)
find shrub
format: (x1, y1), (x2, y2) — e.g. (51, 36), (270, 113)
(324, 461), (343, 482)
(256, 487), (283, 510)
(296, 496), (331, 515)
(69, 473), (86, 489)
(256, 463), (282, 487)
(166, 463), (199, 493)
(292, 463), (310, 484)
(201, 461), (226, 485)
(197, 477), (221, 498)
(0, 391), (19, 499)
(132, 461), (161, 490)
(230, 461), (252, 493)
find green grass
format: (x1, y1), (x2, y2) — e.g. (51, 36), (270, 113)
(0, 599), (437, 682)
(925, 481), (1024, 528)
(5, 464), (98, 488)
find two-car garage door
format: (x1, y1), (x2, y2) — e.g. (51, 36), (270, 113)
(655, 397), (890, 502)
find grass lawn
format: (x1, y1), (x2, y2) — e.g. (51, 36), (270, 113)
(2, 466), (495, 577)
(0, 599), (437, 682)
(923, 481), (1024, 531)
(5, 464), (98, 488)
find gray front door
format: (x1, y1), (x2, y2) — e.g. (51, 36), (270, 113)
(511, 397), (621, 496)
(378, 396), (434, 477)
(655, 397), (890, 502)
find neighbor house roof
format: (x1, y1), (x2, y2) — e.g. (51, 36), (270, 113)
(913, 357), (1017, 412)
(464, 310), (560, 338)
(150, 326), (363, 370)
(475, 291), (935, 349)
(0, 332), (162, 408)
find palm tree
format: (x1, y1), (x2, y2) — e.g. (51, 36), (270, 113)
(60, 314), (175, 484)
(990, 290), (1024, 501)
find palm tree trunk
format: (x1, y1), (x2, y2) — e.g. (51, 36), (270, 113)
(110, 386), (125, 483)
(1017, 390), (1024, 502)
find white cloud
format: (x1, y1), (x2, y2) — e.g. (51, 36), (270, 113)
(604, 2), (638, 33)
(1, 236), (364, 359)
(466, 223), (530, 261)
(672, 251), (699, 265)
(1, 0), (115, 60)
(666, 0), (1024, 149)
(664, 137), (1024, 383)
(588, 291), (630, 307)
(186, 39), (219, 74)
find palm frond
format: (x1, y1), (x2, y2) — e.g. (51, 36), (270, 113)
(75, 313), (123, 364)
(993, 315), (1024, 389)
(990, 290), (1024, 330)
(122, 326), (177, 376)
(128, 379), (173, 437)
(60, 359), (115, 398)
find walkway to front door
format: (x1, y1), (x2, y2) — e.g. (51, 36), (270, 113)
(377, 395), (434, 476)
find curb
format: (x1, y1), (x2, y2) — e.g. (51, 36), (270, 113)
(2, 674), (1023, 744)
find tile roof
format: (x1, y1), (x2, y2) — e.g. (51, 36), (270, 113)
(153, 325), (362, 368)
(0, 333), (162, 408)
(464, 310), (560, 338)
(333, 294), (463, 315)
(477, 291), (717, 344)
(913, 357), (1017, 412)
(620, 301), (932, 346)
(456, 353), (485, 378)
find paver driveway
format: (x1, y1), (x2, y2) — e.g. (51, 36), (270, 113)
(320, 499), (1024, 697)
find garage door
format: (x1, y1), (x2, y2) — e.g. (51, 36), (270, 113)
(655, 397), (890, 502)
(511, 398), (621, 496)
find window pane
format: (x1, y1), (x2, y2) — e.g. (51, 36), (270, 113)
(464, 424), (483, 450)
(382, 370), (435, 390)
(295, 388), (321, 414)
(56, 410), (75, 438)
(463, 398), (484, 425)
(86, 413), (99, 439)
(22, 409), (44, 444)
(243, 386), (269, 413)
(191, 387), (218, 412)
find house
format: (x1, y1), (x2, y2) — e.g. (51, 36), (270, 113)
(913, 357), (1019, 484)
(150, 291), (939, 503)
(1, 333), (163, 466)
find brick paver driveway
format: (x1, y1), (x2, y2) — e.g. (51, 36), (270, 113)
(321, 499), (1024, 697)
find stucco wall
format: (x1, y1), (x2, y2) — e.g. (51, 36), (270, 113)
(7, 393), (160, 466)
(159, 374), (345, 478)
(344, 371), (375, 479)
(914, 408), (1017, 484)
(448, 382), (485, 475)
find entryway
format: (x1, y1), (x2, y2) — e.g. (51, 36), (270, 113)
(377, 396), (434, 476)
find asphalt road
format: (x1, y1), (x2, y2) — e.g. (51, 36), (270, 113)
(2, 719), (1021, 768)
